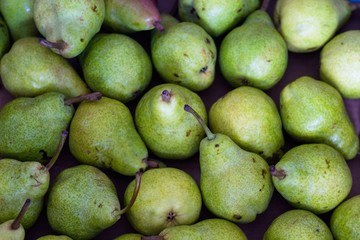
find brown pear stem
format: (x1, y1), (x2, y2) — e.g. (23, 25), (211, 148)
(64, 92), (102, 106)
(116, 171), (143, 217)
(45, 130), (68, 171)
(153, 21), (165, 32)
(144, 158), (161, 169)
(141, 236), (164, 240)
(269, 165), (286, 180)
(261, 0), (270, 11)
(11, 199), (31, 230)
(184, 104), (216, 141)
(161, 90), (171, 102)
(39, 39), (67, 51)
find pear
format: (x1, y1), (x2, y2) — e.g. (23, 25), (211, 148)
(273, 0), (352, 52)
(279, 76), (359, 160)
(270, 143), (352, 214)
(113, 233), (142, 240)
(47, 165), (142, 240)
(33, 0), (105, 58)
(134, 83), (207, 160)
(185, 104), (273, 223)
(219, 6), (288, 90)
(143, 218), (248, 240)
(209, 86), (284, 162)
(0, 199), (31, 240)
(320, 30), (360, 99)
(0, 37), (90, 98)
(150, 13), (180, 44)
(151, 21), (217, 91)
(263, 209), (333, 240)
(124, 167), (202, 235)
(0, 131), (67, 229)
(103, 0), (164, 33)
(37, 236), (72, 240)
(0, 91), (101, 162)
(330, 194), (360, 239)
(69, 96), (150, 176)
(0, 15), (10, 59)
(0, 0), (39, 41)
(78, 33), (152, 103)
(178, 0), (261, 37)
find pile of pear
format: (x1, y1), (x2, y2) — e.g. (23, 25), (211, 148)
(0, 0), (359, 239)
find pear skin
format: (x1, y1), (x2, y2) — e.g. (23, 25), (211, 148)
(0, 15), (10, 59)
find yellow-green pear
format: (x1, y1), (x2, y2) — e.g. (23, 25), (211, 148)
(37, 235), (72, 240)
(113, 233), (142, 240)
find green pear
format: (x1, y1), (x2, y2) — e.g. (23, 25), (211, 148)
(219, 8), (288, 90)
(47, 165), (142, 240)
(33, 0), (105, 58)
(113, 233), (142, 240)
(320, 30), (360, 99)
(0, 14), (10, 59)
(37, 236), (72, 240)
(0, 0), (39, 41)
(124, 167), (202, 235)
(270, 143), (352, 214)
(273, 0), (352, 52)
(151, 21), (217, 91)
(0, 37), (90, 98)
(185, 104), (273, 223)
(263, 209), (333, 240)
(135, 83), (207, 160)
(330, 194), (360, 239)
(103, 0), (164, 33)
(0, 199), (31, 240)
(78, 33), (152, 103)
(178, 0), (261, 37)
(69, 96), (149, 176)
(279, 76), (359, 160)
(209, 86), (284, 162)
(0, 131), (67, 229)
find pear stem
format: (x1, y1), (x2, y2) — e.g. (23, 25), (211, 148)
(39, 39), (68, 51)
(153, 20), (165, 32)
(11, 199), (31, 230)
(64, 92), (102, 106)
(184, 104), (216, 141)
(45, 130), (68, 171)
(115, 171), (143, 217)
(161, 90), (171, 102)
(269, 165), (286, 180)
(143, 158), (161, 169)
(141, 236), (164, 240)
(260, 0), (270, 11)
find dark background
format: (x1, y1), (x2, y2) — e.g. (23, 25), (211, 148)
(0, 0), (359, 239)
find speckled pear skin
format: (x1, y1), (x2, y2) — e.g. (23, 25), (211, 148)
(200, 133), (273, 223)
(330, 194), (360, 239)
(320, 30), (360, 99)
(178, 0), (260, 37)
(0, 15), (10, 59)
(1, 37), (90, 98)
(272, 144), (352, 214)
(263, 209), (333, 240)
(0, 219), (25, 240)
(135, 83), (207, 160)
(69, 97), (148, 176)
(273, 0), (351, 52)
(209, 86), (284, 162)
(124, 167), (202, 236)
(113, 233), (142, 240)
(0, 0), (39, 41)
(0, 159), (49, 229)
(280, 76), (359, 160)
(0, 92), (74, 162)
(47, 165), (121, 240)
(219, 10), (288, 90)
(33, 0), (105, 58)
(36, 235), (73, 240)
(78, 33), (152, 103)
(151, 22), (217, 91)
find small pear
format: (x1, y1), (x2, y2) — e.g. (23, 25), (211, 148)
(263, 209), (333, 240)
(0, 199), (31, 240)
(185, 104), (273, 223)
(103, 0), (164, 33)
(320, 30), (360, 99)
(151, 21), (217, 91)
(124, 167), (202, 235)
(78, 33), (152, 103)
(37, 236), (72, 240)
(330, 194), (360, 239)
(69, 96), (149, 176)
(270, 143), (352, 214)
(209, 86), (284, 162)
(178, 0), (261, 37)
(134, 83), (207, 160)
(279, 76), (359, 160)
(33, 0), (105, 58)
(1, 37), (90, 98)
(47, 165), (142, 240)
(0, 14), (10, 59)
